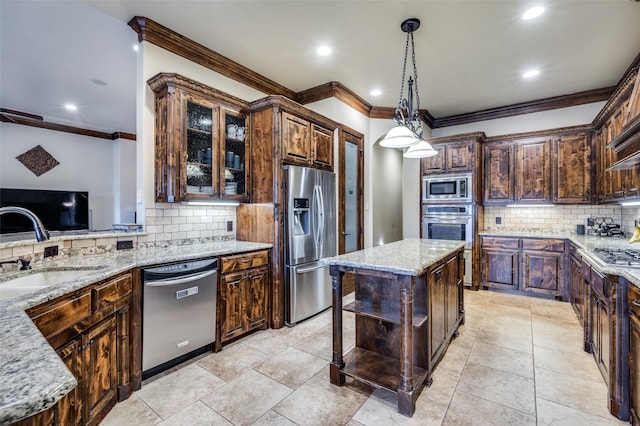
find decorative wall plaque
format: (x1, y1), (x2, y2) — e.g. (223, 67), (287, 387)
(16, 145), (59, 176)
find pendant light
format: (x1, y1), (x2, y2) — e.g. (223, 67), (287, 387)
(379, 18), (437, 159)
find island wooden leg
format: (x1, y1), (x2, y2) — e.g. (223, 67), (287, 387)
(330, 265), (345, 386)
(397, 275), (415, 416)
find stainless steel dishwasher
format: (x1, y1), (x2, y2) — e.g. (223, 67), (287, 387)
(142, 258), (217, 378)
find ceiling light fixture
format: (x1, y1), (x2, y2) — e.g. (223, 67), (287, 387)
(380, 18), (437, 158)
(370, 89), (382, 96)
(133, 44), (139, 52)
(64, 103), (77, 111)
(522, 6), (545, 20)
(316, 46), (331, 56)
(522, 69), (540, 79)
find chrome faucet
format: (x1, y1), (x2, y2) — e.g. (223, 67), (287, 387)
(0, 206), (50, 242)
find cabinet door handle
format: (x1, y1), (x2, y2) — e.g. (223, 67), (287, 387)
(241, 259), (253, 263)
(633, 300), (640, 308)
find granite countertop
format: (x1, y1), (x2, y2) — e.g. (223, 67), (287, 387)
(324, 238), (466, 276)
(0, 240), (271, 425)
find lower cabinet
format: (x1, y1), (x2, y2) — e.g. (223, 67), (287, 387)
(430, 252), (463, 361)
(589, 268), (610, 383)
(628, 283), (640, 425)
(216, 250), (270, 350)
(18, 272), (133, 426)
(480, 236), (566, 300)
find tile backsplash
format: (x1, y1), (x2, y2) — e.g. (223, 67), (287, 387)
(483, 205), (625, 234)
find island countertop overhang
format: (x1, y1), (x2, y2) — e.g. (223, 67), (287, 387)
(323, 238), (466, 276)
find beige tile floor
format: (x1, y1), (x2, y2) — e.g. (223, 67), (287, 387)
(101, 289), (629, 425)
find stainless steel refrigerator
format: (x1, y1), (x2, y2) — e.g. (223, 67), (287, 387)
(284, 165), (336, 325)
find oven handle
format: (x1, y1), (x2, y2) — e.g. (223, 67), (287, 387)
(145, 269), (217, 287)
(423, 215), (471, 221)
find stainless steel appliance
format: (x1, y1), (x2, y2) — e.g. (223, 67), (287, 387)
(284, 165), (336, 325)
(591, 248), (640, 267)
(422, 204), (473, 286)
(422, 173), (472, 203)
(142, 258), (217, 377)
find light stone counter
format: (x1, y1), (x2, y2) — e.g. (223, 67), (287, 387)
(0, 240), (271, 425)
(323, 238), (466, 275)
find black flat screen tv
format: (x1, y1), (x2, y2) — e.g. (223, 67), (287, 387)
(0, 188), (89, 234)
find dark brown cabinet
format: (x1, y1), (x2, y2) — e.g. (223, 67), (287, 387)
(281, 111), (334, 170)
(569, 244), (587, 326)
(589, 268), (611, 387)
(217, 250), (270, 349)
(480, 237), (519, 291)
(148, 73), (250, 202)
(481, 236), (566, 300)
(21, 272), (133, 426)
(515, 139), (552, 203)
(483, 142), (515, 205)
(422, 140), (474, 175)
(554, 133), (592, 204)
(628, 283), (640, 425)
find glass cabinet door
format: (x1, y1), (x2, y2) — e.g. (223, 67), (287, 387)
(185, 98), (218, 197)
(222, 109), (248, 199)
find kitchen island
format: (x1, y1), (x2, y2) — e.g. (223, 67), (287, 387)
(325, 238), (465, 417)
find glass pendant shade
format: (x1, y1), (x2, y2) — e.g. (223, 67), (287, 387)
(379, 125), (420, 148)
(403, 139), (438, 158)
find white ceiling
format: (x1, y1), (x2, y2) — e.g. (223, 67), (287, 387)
(2, 0), (640, 135)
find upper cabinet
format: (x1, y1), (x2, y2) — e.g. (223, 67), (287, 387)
(554, 133), (592, 204)
(148, 73), (250, 203)
(483, 128), (592, 206)
(248, 95), (338, 204)
(421, 137), (478, 175)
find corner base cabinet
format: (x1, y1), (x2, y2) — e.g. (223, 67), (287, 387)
(327, 240), (464, 417)
(17, 272), (135, 426)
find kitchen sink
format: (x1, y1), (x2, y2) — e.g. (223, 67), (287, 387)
(0, 267), (105, 300)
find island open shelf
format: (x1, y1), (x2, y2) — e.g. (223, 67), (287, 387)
(325, 238), (465, 417)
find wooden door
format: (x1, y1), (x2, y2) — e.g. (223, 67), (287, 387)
(83, 316), (117, 426)
(57, 338), (82, 426)
(555, 134), (591, 203)
(521, 251), (563, 298)
(446, 142), (473, 173)
(481, 248), (519, 290)
(444, 256), (460, 335)
(429, 263), (446, 358)
(282, 112), (310, 163)
(338, 126), (364, 295)
(570, 255), (583, 321)
(483, 142), (514, 204)
(220, 272), (245, 341)
(311, 124), (333, 169)
(244, 267), (268, 330)
(596, 297), (611, 383)
(629, 297), (640, 424)
(422, 144), (446, 174)
(516, 139), (552, 203)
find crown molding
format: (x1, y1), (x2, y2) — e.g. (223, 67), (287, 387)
(295, 82), (373, 117)
(0, 112), (136, 141)
(129, 16), (296, 100)
(432, 87), (615, 129)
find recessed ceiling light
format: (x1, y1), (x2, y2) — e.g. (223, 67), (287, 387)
(64, 103), (78, 111)
(522, 69), (540, 79)
(91, 79), (107, 86)
(133, 44), (139, 52)
(370, 89), (382, 96)
(522, 6), (545, 20)
(316, 46), (331, 56)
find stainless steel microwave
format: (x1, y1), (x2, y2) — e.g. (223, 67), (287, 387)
(422, 173), (472, 203)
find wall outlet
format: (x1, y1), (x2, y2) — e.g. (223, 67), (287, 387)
(587, 217), (595, 227)
(43, 246), (58, 258)
(496, 216), (502, 225)
(227, 221), (233, 232)
(117, 240), (133, 250)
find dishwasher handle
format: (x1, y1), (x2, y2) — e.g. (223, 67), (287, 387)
(144, 269), (217, 287)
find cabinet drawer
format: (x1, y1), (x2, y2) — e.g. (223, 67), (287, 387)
(481, 237), (519, 249)
(28, 291), (92, 339)
(521, 238), (565, 252)
(591, 268), (608, 299)
(220, 250), (269, 274)
(628, 284), (640, 318)
(92, 273), (132, 312)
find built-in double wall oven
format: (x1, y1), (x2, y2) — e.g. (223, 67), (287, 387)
(421, 204), (473, 286)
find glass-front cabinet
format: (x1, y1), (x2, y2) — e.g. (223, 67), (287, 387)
(148, 73), (249, 202)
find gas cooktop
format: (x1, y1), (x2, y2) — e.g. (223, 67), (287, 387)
(591, 248), (640, 267)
